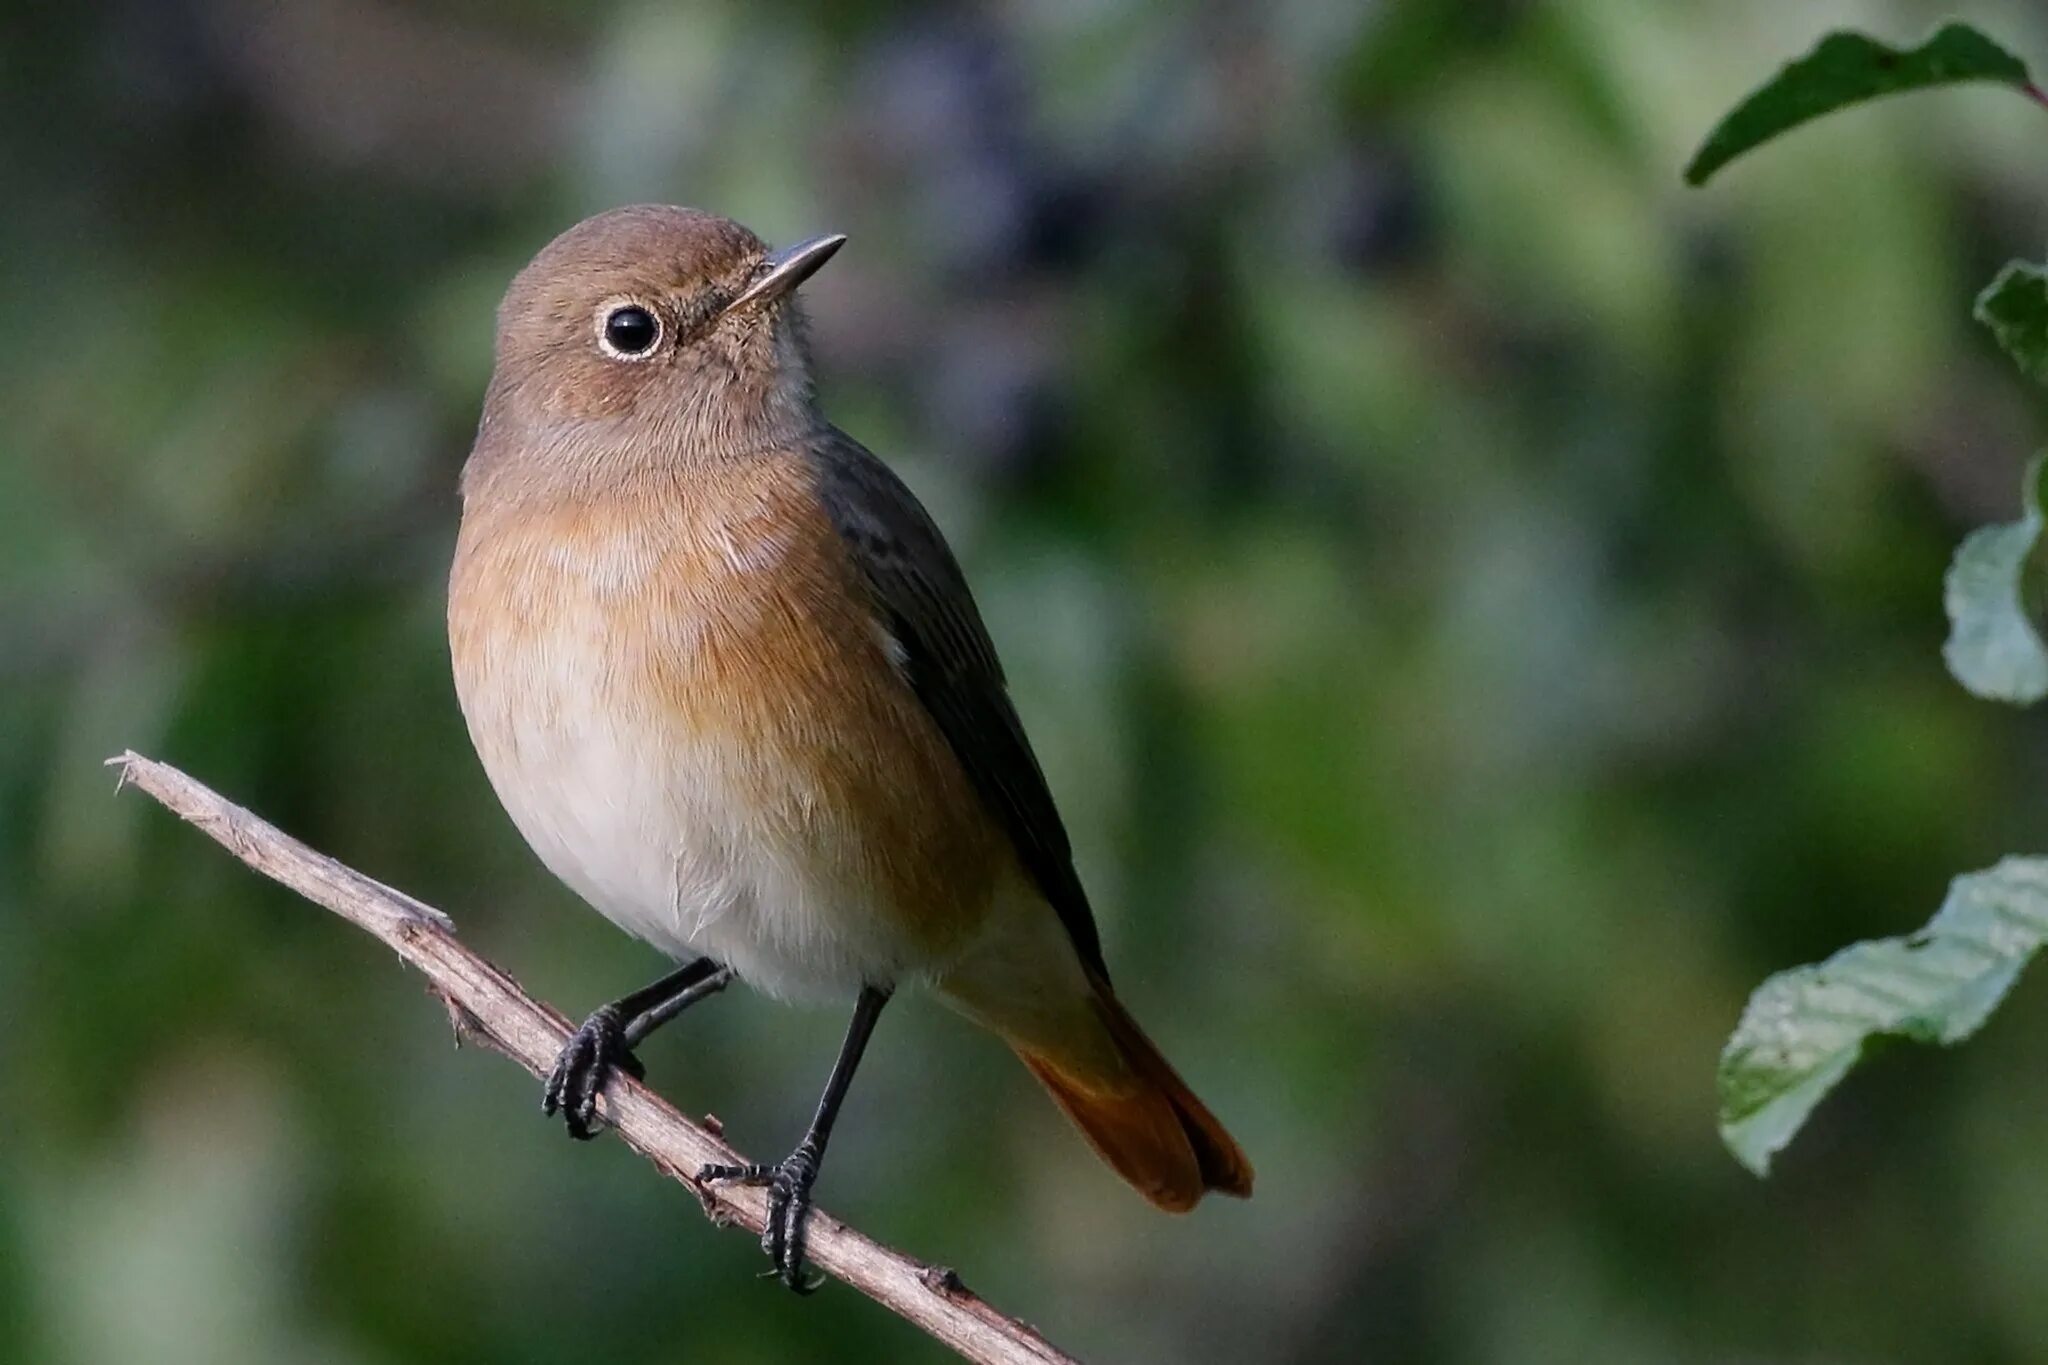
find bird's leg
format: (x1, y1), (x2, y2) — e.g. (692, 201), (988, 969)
(545, 957), (733, 1139)
(699, 984), (891, 1292)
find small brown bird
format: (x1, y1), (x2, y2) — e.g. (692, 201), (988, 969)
(447, 205), (1251, 1287)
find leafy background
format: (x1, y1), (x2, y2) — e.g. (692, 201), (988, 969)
(10, 0), (2048, 1361)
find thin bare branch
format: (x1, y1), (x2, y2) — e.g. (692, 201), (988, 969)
(107, 750), (1081, 1365)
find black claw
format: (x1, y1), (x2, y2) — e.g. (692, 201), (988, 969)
(692, 987), (886, 1295)
(699, 1150), (825, 1292)
(543, 1005), (641, 1140)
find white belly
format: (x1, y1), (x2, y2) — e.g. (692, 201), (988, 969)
(464, 663), (927, 1002)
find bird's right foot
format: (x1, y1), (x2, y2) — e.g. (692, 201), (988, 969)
(543, 1004), (645, 1140)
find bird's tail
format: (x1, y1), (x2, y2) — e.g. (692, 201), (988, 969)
(1008, 972), (1253, 1212)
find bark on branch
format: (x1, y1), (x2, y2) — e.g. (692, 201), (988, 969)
(108, 751), (1081, 1365)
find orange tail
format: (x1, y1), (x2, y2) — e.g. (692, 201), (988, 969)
(1014, 977), (1254, 1212)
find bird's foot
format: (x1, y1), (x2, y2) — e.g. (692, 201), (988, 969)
(542, 1004), (645, 1140)
(698, 1146), (825, 1293)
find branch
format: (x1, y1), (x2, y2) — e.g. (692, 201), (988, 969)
(108, 751), (1082, 1365)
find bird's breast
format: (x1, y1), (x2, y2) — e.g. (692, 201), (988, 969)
(447, 460), (1007, 999)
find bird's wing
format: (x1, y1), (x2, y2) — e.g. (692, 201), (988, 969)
(806, 427), (1109, 980)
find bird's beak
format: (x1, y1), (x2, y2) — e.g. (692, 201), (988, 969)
(724, 233), (847, 315)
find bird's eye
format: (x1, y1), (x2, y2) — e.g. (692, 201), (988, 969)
(599, 304), (661, 359)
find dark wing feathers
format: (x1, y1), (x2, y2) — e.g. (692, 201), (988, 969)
(806, 427), (1109, 980)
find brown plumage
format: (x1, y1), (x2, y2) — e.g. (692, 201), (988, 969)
(447, 205), (1250, 1282)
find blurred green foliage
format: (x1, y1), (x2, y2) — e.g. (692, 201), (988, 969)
(12, 1), (2048, 1361)
(1692, 19), (2048, 1175)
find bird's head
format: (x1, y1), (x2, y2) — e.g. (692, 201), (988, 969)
(474, 205), (844, 487)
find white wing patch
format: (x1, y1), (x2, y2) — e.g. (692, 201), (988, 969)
(873, 619), (909, 674)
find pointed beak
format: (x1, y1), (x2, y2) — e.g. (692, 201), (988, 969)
(723, 233), (847, 315)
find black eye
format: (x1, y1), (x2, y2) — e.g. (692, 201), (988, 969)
(601, 305), (660, 357)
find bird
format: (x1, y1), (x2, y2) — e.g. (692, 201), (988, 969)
(446, 204), (1252, 1288)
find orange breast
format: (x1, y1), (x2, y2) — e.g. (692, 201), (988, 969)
(447, 455), (1009, 994)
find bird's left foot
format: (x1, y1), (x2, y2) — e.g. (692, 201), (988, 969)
(543, 1004), (645, 1140)
(698, 1147), (825, 1293)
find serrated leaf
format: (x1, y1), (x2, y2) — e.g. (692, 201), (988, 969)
(1944, 454), (2048, 704)
(1720, 858), (2048, 1175)
(1686, 23), (2037, 185)
(1976, 262), (2048, 386)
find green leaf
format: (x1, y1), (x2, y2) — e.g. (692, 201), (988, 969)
(1944, 455), (2048, 704)
(1976, 261), (2048, 385)
(1720, 858), (2048, 1175)
(1685, 23), (2038, 185)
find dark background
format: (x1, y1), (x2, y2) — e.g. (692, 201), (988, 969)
(10, 1), (2048, 1361)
